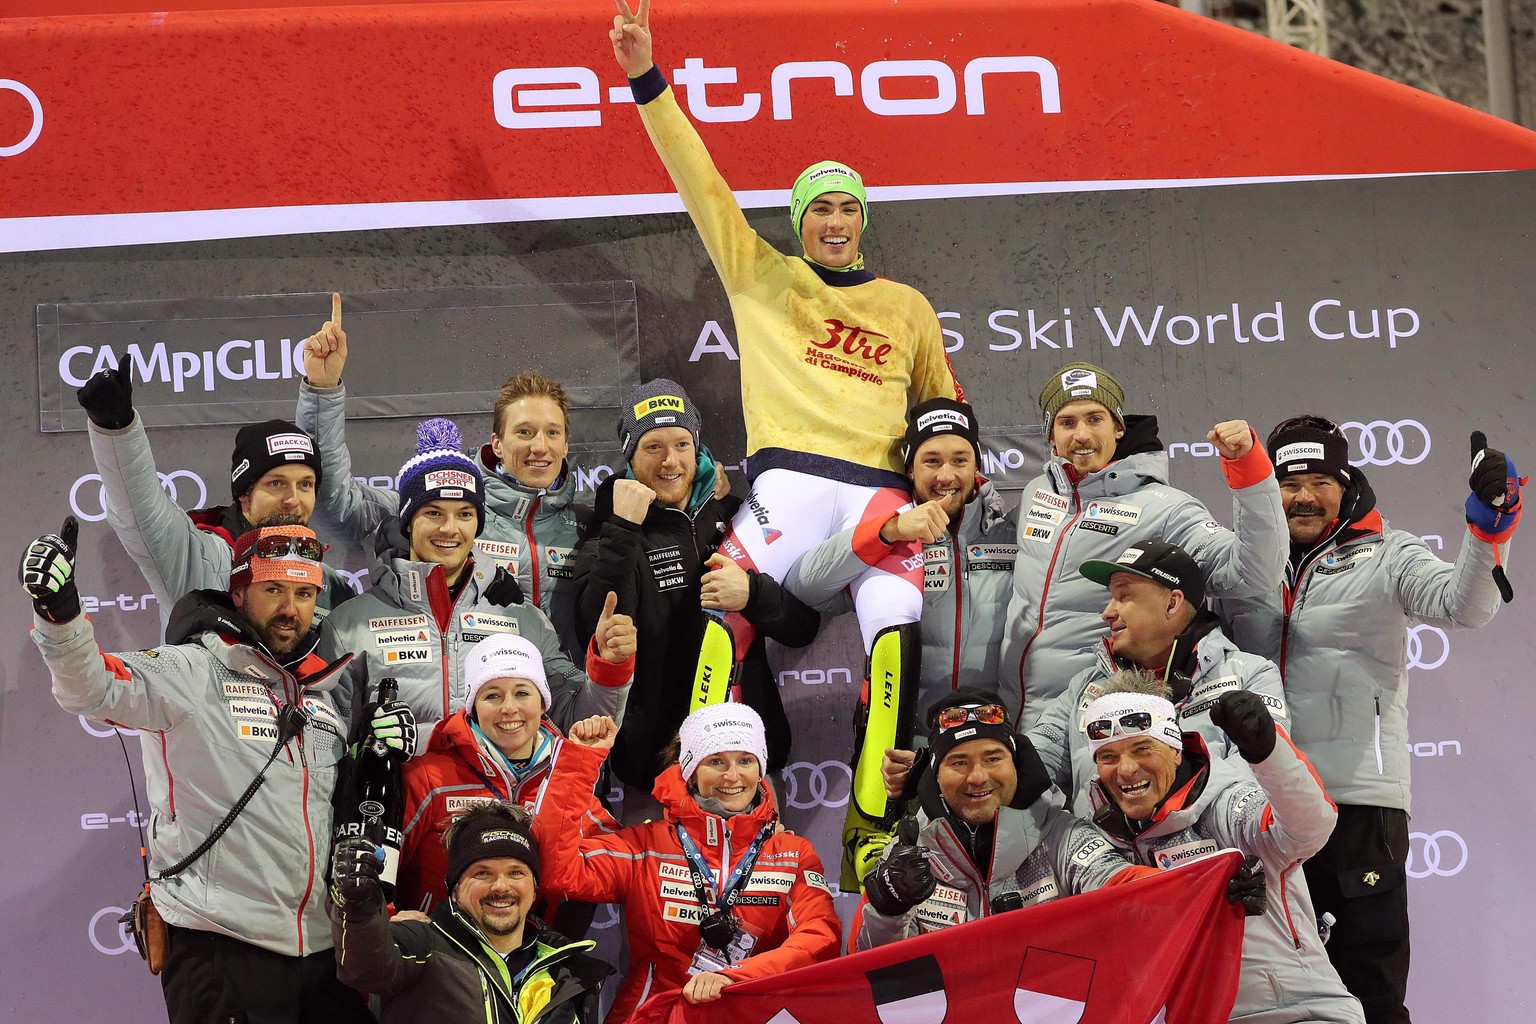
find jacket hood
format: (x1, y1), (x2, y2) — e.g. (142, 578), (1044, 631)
(652, 762), (780, 837)
(428, 708), (563, 795)
(1288, 466), (1383, 568)
(477, 444), (584, 516)
(599, 446), (722, 519)
(1047, 414), (1169, 493)
(958, 479), (1010, 539)
(165, 588), (322, 669)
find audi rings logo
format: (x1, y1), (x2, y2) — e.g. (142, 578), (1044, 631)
(335, 567), (370, 595)
(88, 906), (136, 956)
(79, 716), (139, 739)
(782, 760), (852, 809)
(1340, 419), (1430, 467)
(70, 470), (207, 523)
(1405, 624), (1450, 671)
(1407, 830), (1468, 878)
(0, 80), (44, 157)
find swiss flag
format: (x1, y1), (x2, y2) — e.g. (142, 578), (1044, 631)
(629, 852), (1246, 1024)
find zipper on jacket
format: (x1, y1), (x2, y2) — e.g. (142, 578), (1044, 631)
(525, 497), (544, 609)
(938, 818), (991, 919)
(1279, 868), (1302, 950)
(295, 729), (314, 956)
(1372, 696), (1384, 774)
(1016, 480), (1083, 721)
(636, 963), (656, 1007)
(950, 532), (963, 689)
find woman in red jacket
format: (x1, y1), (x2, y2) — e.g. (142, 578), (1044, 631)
(541, 704), (841, 1019)
(396, 631), (628, 914)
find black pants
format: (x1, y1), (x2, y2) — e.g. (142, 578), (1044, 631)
(1302, 804), (1412, 1024)
(160, 924), (374, 1024)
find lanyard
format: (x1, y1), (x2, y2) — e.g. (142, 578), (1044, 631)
(674, 820), (774, 913)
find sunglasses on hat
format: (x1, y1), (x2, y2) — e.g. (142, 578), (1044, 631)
(1085, 711), (1155, 741)
(254, 535), (324, 561)
(936, 703), (1008, 731)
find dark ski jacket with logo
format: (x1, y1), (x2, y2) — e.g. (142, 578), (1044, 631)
(569, 470), (819, 790)
(298, 380), (590, 657)
(1092, 734), (1363, 1024)
(331, 897), (610, 1024)
(87, 415), (354, 632)
(998, 415), (1286, 729)
(34, 590), (353, 956)
(788, 479), (1018, 738)
(318, 519), (630, 755)
(1217, 470), (1511, 812)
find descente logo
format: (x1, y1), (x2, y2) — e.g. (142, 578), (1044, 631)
(492, 56), (1062, 130)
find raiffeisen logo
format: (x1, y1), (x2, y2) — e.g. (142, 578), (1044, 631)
(493, 55), (1062, 130)
(58, 338), (309, 394)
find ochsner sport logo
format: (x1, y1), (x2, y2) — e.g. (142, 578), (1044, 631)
(58, 338), (309, 394)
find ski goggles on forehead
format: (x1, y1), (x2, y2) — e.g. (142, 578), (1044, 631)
(1084, 712), (1155, 741)
(936, 703), (1008, 731)
(254, 535), (325, 561)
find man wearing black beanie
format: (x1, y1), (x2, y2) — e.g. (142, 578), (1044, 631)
(853, 688), (1152, 949)
(76, 363), (353, 628)
(1217, 415), (1523, 1024)
(330, 800), (610, 1022)
(790, 398), (1019, 739)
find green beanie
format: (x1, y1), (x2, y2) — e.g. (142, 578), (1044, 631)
(789, 161), (869, 234)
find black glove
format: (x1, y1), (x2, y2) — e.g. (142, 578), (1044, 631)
(76, 363), (135, 431)
(864, 815), (936, 916)
(483, 565), (524, 606)
(1226, 853), (1267, 916)
(19, 517), (81, 623)
(369, 699), (417, 755)
(1210, 690), (1276, 764)
(329, 836), (385, 914)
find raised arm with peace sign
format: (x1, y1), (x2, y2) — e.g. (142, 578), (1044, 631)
(609, 0), (653, 77)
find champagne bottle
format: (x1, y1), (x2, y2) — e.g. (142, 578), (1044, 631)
(335, 677), (406, 900)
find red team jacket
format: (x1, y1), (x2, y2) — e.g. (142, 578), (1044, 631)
(538, 743), (842, 1022)
(397, 711), (618, 913)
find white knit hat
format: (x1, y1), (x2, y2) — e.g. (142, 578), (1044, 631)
(464, 634), (550, 711)
(677, 703), (768, 780)
(1081, 692), (1183, 755)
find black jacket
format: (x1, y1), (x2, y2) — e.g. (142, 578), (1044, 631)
(331, 899), (610, 1024)
(571, 473), (820, 789)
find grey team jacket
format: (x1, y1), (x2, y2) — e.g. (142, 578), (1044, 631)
(788, 480), (1018, 737)
(33, 600), (352, 957)
(1030, 622), (1290, 816)
(87, 416), (354, 630)
(855, 773), (1138, 950)
(1090, 734), (1364, 1024)
(297, 380), (589, 655)
(318, 522), (629, 754)
(998, 416), (1287, 729)
(1218, 473), (1510, 813)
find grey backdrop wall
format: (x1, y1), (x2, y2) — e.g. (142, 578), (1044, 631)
(1, 169), (1531, 1019)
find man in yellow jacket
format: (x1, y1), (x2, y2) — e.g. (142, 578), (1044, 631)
(609, 0), (963, 888)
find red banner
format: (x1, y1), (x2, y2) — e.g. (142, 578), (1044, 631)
(629, 852), (1246, 1024)
(4, 0), (1536, 251)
